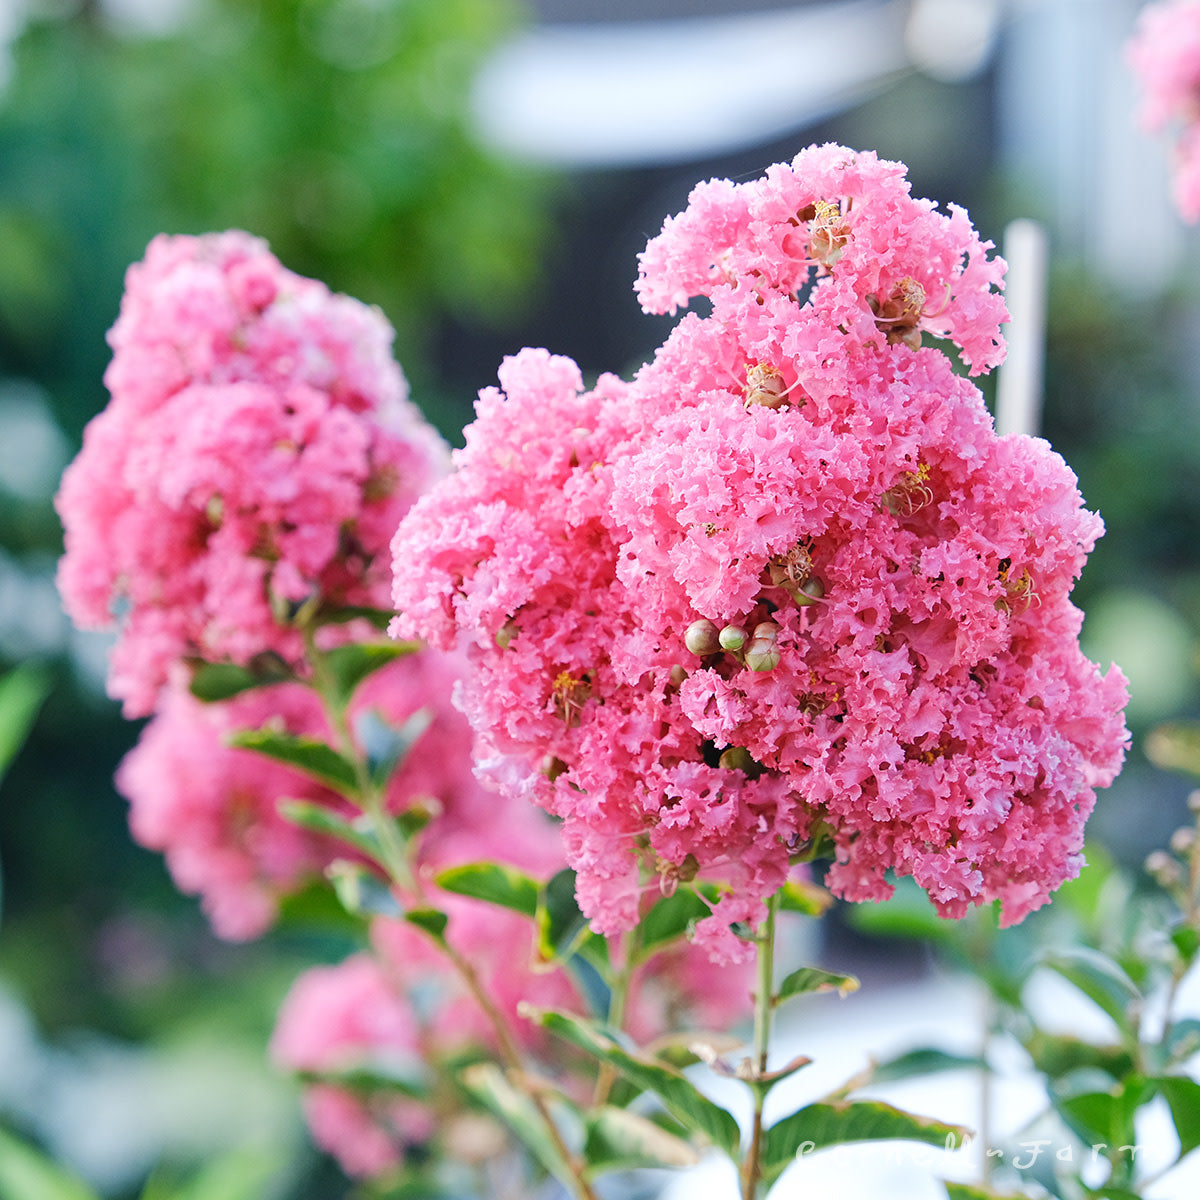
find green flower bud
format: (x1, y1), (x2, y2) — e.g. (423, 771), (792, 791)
(718, 624), (748, 652)
(794, 575), (825, 605)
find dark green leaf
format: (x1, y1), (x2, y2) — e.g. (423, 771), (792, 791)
(187, 652), (293, 702)
(457, 1062), (576, 1184)
(846, 876), (958, 943)
(1170, 923), (1200, 965)
(327, 861), (403, 919)
(531, 1008), (742, 1157)
(1050, 1075), (1149, 1150)
(760, 1100), (970, 1188)
(323, 641), (413, 705)
(228, 729), (359, 796)
(0, 1128), (100, 1200)
(582, 1105), (700, 1176)
(318, 606), (402, 633)
(536, 869), (589, 965)
(405, 907), (449, 942)
(1038, 948), (1141, 1032)
(775, 966), (859, 1004)
(435, 861), (540, 918)
(870, 1048), (987, 1084)
(1156, 1074), (1200, 1157)
(296, 1063), (428, 1101)
(1022, 1031), (1133, 1081)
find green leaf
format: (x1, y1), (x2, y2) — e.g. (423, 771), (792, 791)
(536, 869), (589, 965)
(140, 1148), (284, 1200)
(435, 861), (540, 918)
(278, 799), (379, 859)
(356, 708), (432, 787)
(531, 1008), (741, 1158)
(457, 1062), (576, 1185)
(327, 861), (403, 920)
(846, 875), (957, 943)
(1038, 948), (1141, 1032)
(636, 887), (711, 961)
(1156, 1074), (1200, 1158)
(942, 1183), (1032, 1200)
(1170, 923), (1200, 965)
(405, 907), (449, 942)
(1050, 1074), (1150, 1150)
(777, 878), (833, 917)
(759, 1100), (970, 1188)
(322, 641), (414, 706)
(582, 1105), (700, 1176)
(1021, 1030), (1133, 1081)
(227, 729), (359, 797)
(869, 1048), (986, 1085)
(0, 1128), (100, 1200)
(186, 653), (293, 702)
(1165, 1018), (1200, 1065)
(318, 605), (401, 633)
(775, 966), (859, 1005)
(0, 664), (49, 785)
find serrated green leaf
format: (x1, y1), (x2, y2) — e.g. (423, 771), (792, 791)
(636, 887), (710, 961)
(1156, 1074), (1200, 1157)
(457, 1062), (576, 1185)
(405, 907), (449, 942)
(531, 1008), (741, 1158)
(228, 729), (359, 796)
(435, 861), (540, 918)
(582, 1105), (700, 1176)
(0, 1128), (100, 1200)
(775, 966), (859, 1004)
(759, 1100), (970, 1188)
(1038, 948), (1141, 1032)
(870, 1048), (986, 1085)
(322, 641), (412, 706)
(278, 799), (378, 859)
(327, 861), (403, 919)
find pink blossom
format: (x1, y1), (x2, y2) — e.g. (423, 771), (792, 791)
(1127, 0), (1200, 221)
(57, 232), (448, 716)
(392, 146), (1129, 963)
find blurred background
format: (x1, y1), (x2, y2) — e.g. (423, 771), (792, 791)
(1, 0), (1198, 1196)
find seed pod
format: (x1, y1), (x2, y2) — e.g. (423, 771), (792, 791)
(794, 576), (825, 605)
(718, 624), (748, 652)
(745, 623), (781, 672)
(685, 618), (722, 656)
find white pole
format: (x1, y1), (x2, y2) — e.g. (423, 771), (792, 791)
(995, 218), (1049, 438)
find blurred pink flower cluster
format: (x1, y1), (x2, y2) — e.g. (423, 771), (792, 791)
(1127, 0), (1200, 221)
(392, 144), (1130, 963)
(56, 231), (448, 717)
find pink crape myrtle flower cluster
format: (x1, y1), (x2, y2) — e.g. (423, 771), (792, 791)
(56, 231), (448, 717)
(1127, 0), (1200, 221)
(391, 144), (1130, 964)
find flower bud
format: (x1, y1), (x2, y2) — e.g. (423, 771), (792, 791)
(495, 619), (518, 649)
(718, 624), (748, 652)
(1170, 826), (1197, 855)
(1189, 789), (1200, 815)
(745, 622), (780, 672)
(1146, 849), (1182, 887)
(685, 618), (722, 656)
